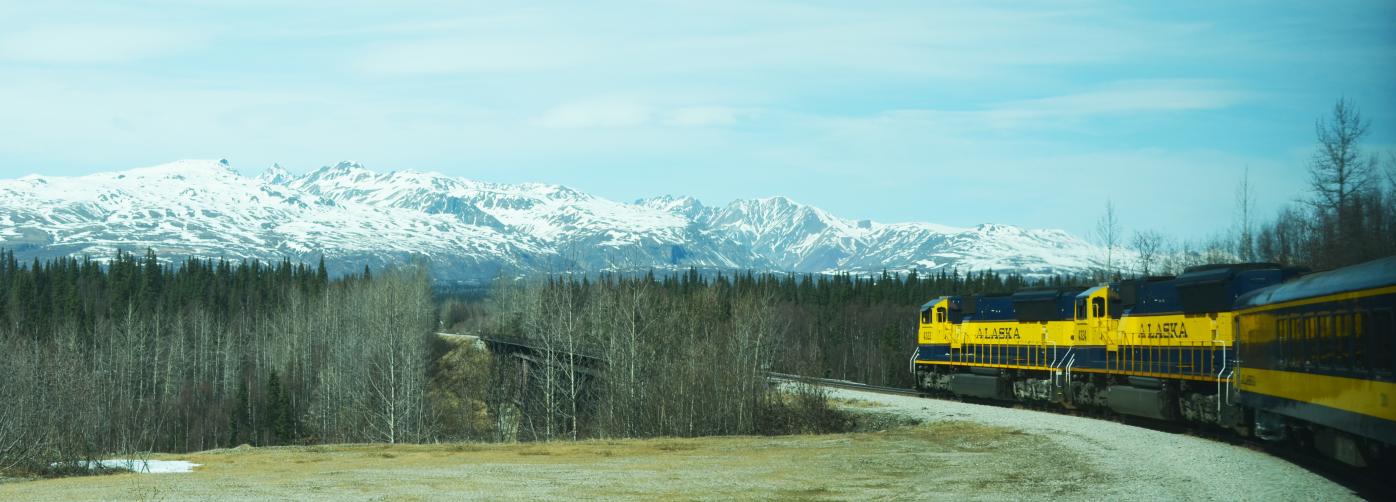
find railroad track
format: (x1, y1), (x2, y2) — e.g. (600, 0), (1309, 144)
(767, 372), (924, 397)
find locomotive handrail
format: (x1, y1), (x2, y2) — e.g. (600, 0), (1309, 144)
(1051, 345), (1071, 388)
(1064, 353), (1077, 389)
(1215, 339), (1230, 416)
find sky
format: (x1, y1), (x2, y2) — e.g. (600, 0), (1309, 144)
(1, 1), (1393, 240)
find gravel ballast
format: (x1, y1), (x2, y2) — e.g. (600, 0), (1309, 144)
(825, 386), (1361, 501)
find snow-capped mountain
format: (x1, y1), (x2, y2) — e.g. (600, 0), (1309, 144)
(0, 160), (1105, 282)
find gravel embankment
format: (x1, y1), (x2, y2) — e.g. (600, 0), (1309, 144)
(825, 387), (1361, 501)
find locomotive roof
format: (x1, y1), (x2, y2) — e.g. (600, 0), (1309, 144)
(1176, 263), (1281, 286)
(1126, 279), (1182, 315)
(1180, 262), (1282, 275)
(1011, 287), (1084, 302)
(1075, 286), (1106, 299)
(1012, 287), (1081, 321)
(967, 294), (1015, 321)
(1237, 256), (1396, 308)
(920, 296), (961, 310)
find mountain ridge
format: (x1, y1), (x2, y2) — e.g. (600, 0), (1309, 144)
(0, 159), (1103, 282)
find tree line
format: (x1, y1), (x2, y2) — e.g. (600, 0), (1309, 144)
(0, 251), (433, 475)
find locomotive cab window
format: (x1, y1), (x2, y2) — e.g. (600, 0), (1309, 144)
(1091, 297), (1105, 319)
(1075, 298), (1087, 320)
(936, 307), (947, 323)
(920, 307), (933, 324)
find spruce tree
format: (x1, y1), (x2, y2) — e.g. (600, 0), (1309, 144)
(265, 371), (286, 445)
(264, 370), (298, 445)
(316, 256), (329, 288)
(229, 371), (250, 446)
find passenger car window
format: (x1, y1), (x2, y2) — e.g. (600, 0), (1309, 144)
(1354, 312), (1366, 372)
(1367, 309), (1393, 376)
(1277, 316), (1289, 368)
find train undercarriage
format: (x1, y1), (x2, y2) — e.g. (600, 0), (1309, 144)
(917, 365), (1242, 429)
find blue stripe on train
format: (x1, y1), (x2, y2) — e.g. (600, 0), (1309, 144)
(916, 344), (1234, 379)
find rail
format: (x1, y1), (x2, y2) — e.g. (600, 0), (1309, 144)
(768, 372), (923, 397)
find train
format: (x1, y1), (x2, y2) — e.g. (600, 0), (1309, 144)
(911, 256), (1395, 468)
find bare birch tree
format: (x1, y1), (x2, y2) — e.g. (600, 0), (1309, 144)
(1235, 166), (1256, 261)
(1095, 199), (1121, 280)
(1309, 98), (1377, 263)
(1132, 230), (1164, 277)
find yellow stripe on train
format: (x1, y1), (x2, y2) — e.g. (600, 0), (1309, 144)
(1238, 367), (1396, 421)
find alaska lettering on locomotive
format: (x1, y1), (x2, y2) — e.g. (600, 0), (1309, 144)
(975, 327), (1020, 340)
(1141, 321), (1188, 339)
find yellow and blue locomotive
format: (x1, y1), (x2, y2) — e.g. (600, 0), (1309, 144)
(912, 256), (1395, 466)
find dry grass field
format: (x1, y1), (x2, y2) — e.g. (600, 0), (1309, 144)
(0, 420), (1092, 501)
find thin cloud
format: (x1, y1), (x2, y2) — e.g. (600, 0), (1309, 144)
(0, 24), (198, 64)
(842, 80), (1253, 133)
(998, 80), (1251, 117)
(666, 107), (747, 127)
(355, 37), (590, 76)
(535, 98), (652, 128)
(341, 4), (1184, 81)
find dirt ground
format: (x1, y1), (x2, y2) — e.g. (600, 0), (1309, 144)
(0, 393), (1361, 501)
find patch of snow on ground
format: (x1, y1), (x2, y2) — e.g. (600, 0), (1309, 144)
(84, 459), (200, 473)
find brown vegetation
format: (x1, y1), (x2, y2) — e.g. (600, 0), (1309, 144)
(0, 421), (1080, 502)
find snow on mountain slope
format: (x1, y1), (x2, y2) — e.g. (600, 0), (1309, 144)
(0, 160), (1106, 282)
(0, 160), (548, 279)
(279, 162), (721, 271)
(846, 223), (1099, 276)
